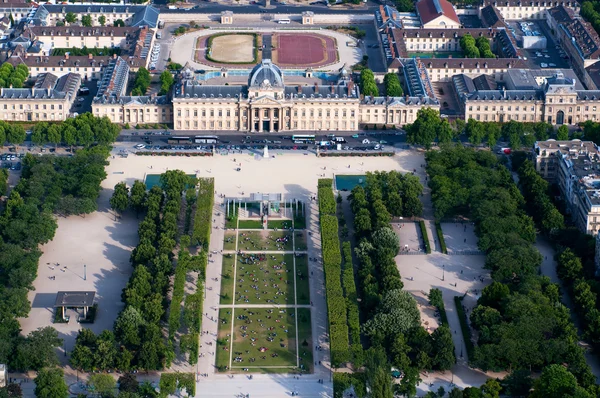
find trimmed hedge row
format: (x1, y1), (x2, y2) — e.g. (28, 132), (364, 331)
(320, 212), (350, 366)
(319, 185), (337, 216)
(342, 241), (360, 346)
(435, 221), (447, 254)
(168, 249), (190, 339)
(454, 296), (475, 360)
(135, 151), (213, 157)
(192, 178), (214, 248)
(418, 220), (431, 254)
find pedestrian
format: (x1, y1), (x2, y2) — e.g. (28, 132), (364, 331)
(464, 238), (466, 243)
(460, 270), (463, 274)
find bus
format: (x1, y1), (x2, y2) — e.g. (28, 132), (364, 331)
(194, 135), (219, 144)
(278, 18), (291, 24)
(292, 134), (315, 144)
(168, 136), (192, 144)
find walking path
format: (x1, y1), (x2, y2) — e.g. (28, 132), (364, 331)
(218, 304), (312, 309)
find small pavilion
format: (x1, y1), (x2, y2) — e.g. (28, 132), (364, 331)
(54, 291), (95, 322)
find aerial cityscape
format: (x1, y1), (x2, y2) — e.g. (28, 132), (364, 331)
(2, 0), (600, 396)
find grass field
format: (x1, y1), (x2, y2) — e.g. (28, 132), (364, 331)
(235, 253), (295, 305)
(223, 232), (237, 251)
(237, 230), (293, 251)
(267, 219), (293, 230)
(294, 231), (307, 251)
(295, 254), (310, 305)
(297, 308), (313, 372)
(216, 308), (232, 371)
(231, 307), (297, 369)
(238, 219), (264, 229)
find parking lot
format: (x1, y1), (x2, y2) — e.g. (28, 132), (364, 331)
(507, 20), (570, 70)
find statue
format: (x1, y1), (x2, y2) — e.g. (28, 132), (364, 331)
(263, 145), (269, 158)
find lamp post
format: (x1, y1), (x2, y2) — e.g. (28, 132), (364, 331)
(442, 264), (445, 282)
(84, 264), (86, 281)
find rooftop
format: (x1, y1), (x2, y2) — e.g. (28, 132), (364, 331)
(481, 5), (506, 28)
(95, 56), (129, 100)
(416, 0), (459, 25)
(561, 19), (600, 60)
(548, 4), (575, 24)
(54, 291), (95, 308)
(0, 72), (80, 101)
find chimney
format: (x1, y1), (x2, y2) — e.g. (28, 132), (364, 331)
(330, 83), (334, 94)
(47, 88), (51, 97)
(297, 85), (302, 93)
(347, 81), (354, 96)
(182, 83), (185, 95)
(88, 53), (93, 60)
(314, 82), (318, 92)
(65, 53), (69, 60)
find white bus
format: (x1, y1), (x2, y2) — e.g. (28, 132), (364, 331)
(278, 18), (291, 24)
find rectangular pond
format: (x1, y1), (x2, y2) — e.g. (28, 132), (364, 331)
(335, 175), (366, 191)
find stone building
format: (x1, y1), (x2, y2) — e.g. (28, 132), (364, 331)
(170, 60), (438, 132)
(0, 72), (80, 121)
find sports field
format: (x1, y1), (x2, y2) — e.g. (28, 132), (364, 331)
(209, 34), (255, 63)
(273, 33), (338, 67)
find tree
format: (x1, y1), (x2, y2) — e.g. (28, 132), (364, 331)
(159, 71), (175, 95)
(129, 180), (148, 215)
(31, 122), (48, 146)
(428, 288), (443, 309)
(557, 249), (583, 282)
(114, 19), (125, 27)
(98, 15), (106, 26)
(88, 374), (116, 396)
(362, 289), (420, 339)
(480, 379), (501, 398)
(372, 227), (399, 258)
(34, 368), (68, 398)
(384, 73), (403, 97)
(118, 373), (139, 393)
(65, 12), (77, 24)
(531, 364), (579, 398)
(110, 182), (130, 218)
(62, 125), (77, 150)
(557, 125), (570, 140)
(114, 306), (144, 348)
(46, 124), (61, 148)
(0, 383), (22, 398)
(502, 370), (533, 397)
(365, 348), (393, 398)
(431, 326), (455, 370)
(13, 327), (62, 371)
(81, 14), (92, 27)
(465, 118), (486, 145)
(406, 108), (442, 149)
(6, 125), (26, 147)
(360, 69), (379, 97)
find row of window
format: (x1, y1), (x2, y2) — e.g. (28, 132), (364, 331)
(468, 104), (599, 112)
(174, 108), (359, 119)
(5, 113), (62, 120)
(174, 120), (357, 130)
(3, 103), (63, 110)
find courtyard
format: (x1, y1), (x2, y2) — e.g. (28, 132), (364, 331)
(206, 33), (257, 64)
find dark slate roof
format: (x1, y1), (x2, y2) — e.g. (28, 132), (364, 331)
(0, 72), (80, 100)
(54, 291), (95, 307)
(576, 91), (600, 100)
(41, 4), (145, 14)
(473, 74), (497, 90)
(361, 95), (439, 105)
(249, 59), (284, 87)
(452, 74), (476, 95)
(483, 0), (577, 7)
(94, 94), (169, 105)
(174, 83), (248, 99)
(481, 5), (505, 28)
(548, 4), (575, 24)
(465, 89), (543, 101)
(561, 19), (600, 60)
(131, 6), (159, 28)
(284, 83), (357, 98)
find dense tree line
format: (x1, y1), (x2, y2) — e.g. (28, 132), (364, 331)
(349, 171), (454, 397)
(582, 1), (600, 38)
(0, 63), (28, 89)
(73, 171), (198, 371)
(159, 71), (175, 96)
(359, 69), (378, 97)
(426, 145), (597, 394)
(25, 114), (120, 148)
(0, 168), (7, 196)
(383, 73), (403, 97)
(51, 47), (121, 56)
(318, 179), (350, 366)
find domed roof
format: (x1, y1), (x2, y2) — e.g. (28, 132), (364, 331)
(249, 59), (284, 88)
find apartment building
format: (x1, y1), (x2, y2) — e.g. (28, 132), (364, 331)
(31, 5), (159, 28)
(535, 139), (600, 235)
(0, 72), (80, 121)
(25, 26), (139, 51)
(92, 56), (172, 125)
(460, 72), (600, 124)
(483, 0), (579, 20)
(388, 27), (497, 54)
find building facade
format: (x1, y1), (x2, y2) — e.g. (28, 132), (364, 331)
(169, 60), (439, 132)
(0, 72), (80, 121)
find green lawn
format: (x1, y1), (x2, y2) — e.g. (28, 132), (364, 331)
(216, 308), (232, 371)
(234, 253), (295, 305)
(267, 219), (293, 230)
(294, 231), (307, 251)
(264, 231), (294, 251)
(225, 216), (238, 229)
(293, 211), (306, 229)
(231, 307), (297, 369)
(295, 254), (310, 305)
(297, 308), (313, 373)
(238, 219), (264, 229)
(238, 231), (266, 251)
(223, 232), (237, 251)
